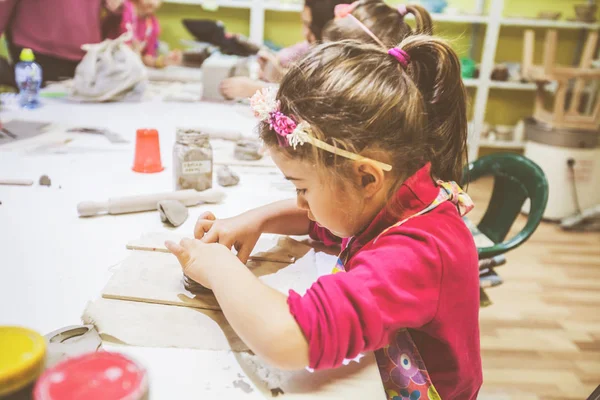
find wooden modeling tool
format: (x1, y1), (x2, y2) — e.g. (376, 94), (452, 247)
(77, 188), (225, 217)
(0, 179), (34, 186)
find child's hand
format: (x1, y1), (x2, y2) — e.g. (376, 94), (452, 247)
(194, 211), (263, 263)
(165, 238), (242, 289)
(219, 77), (266, 100)
(166, 50), (183, 66)
(105, 0), (125, 12)
(258, 50), (284, 83)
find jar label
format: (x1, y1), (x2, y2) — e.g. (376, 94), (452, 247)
(182, 160), (212, 174)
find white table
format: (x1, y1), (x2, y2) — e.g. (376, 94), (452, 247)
(0, 99), (382, 399)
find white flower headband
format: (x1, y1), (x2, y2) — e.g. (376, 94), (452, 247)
(250, 87), (392, 172)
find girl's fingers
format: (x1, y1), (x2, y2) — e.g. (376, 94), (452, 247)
(201, 228), (219, 244)
(165, 240), (190, 266)
(199, 211), (216, 221)
(194, 219), (215, 239)
(236, 242), (254, 264)
(179, 237), (197, 249)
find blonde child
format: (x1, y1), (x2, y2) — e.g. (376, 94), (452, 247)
(120, 0), (182, 68)
(167, 35), (482, 399)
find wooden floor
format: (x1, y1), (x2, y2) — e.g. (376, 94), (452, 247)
(468, 178), (600, 400)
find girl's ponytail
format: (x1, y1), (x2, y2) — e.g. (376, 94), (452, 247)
(404, 5), (434, 35)
(398, 35), (468, 182)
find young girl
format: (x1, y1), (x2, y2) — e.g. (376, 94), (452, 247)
(119, 0), (182, 68)
(166, 36), (482, 399)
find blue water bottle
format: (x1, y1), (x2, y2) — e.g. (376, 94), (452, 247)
(15, 48), (42, 109)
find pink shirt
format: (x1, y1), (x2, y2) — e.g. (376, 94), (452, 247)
(277, 41), (310, 68)
(0, 0), (114, 61)
(288, 164), (482, 399)
(119, 1), (160, 57)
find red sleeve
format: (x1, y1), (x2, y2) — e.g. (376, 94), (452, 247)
(308, 221), (342, 247)
(119, 2), (133, 36)
(0, 0), (18, 36)
(288, 228), (442, 370)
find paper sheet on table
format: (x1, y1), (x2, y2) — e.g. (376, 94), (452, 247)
(103, 242), (318, 311)
(89, 249), (320, 351)
(82, 298), (249, 352)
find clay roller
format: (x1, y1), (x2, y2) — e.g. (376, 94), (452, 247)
(77, 188), (225, 217)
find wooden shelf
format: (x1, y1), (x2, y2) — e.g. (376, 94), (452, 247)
(429, 13), (489, 24)
(479, 139), (525, 149)
(264, 1), (302, 12)
(500, 17), (600, 30)
(463, 78), (481, 87)
(489, 81), (537, 90)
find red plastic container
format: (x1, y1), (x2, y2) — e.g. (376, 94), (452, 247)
(132, 129), (164, 173)
(34, 352), (148, 400)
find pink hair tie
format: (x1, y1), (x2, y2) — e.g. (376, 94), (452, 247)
(335, 1), (385, 47)
(397, 4), (408, 17)
(388, 47), (410, 68)
(334, 1), (359, 19)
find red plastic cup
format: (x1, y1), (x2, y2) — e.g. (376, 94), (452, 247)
(132, 129), (164, 173)
(34, 352), (148, 400)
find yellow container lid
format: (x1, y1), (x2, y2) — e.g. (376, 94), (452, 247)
(0, 326), (46, 397)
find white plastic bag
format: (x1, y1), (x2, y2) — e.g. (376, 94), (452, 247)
(70, 33), (147, 102)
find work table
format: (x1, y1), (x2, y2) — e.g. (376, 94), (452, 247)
(0, 98), (383, 399)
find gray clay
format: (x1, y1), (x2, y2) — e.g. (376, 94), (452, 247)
(217, 166), (240, 187)
(234, 140), (263, 161)
(183, 274), (212, 293)
(39, 175), (51, 187)
(157, 200), (189, 227)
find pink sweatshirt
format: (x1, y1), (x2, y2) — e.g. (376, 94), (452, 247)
(288, 164), (482, 399)
(119, 1), (160, 57)
(0, 0), (116, 61)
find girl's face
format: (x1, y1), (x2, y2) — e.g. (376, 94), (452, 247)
(301, 6), (317, 44)
(135, 0), (162, 15)
(271, 150), (367, 238)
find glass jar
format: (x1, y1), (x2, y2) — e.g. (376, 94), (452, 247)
(173, 129), (213, 191)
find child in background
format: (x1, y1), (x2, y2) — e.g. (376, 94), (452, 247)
(219, 0), (350, 100)
(167, 35), (482, 399)
(120, 0), (182, 68)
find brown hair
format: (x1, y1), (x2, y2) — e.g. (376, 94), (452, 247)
(259, 35), (468, 185)
(322, 0), (433, 47)
(304, 0), (353, 42)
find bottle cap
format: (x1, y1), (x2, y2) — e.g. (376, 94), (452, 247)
(20, 48), (35, 62)
(0, 326), (47, 397)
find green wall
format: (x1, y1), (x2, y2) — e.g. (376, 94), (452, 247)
(157, 0), (594, 127)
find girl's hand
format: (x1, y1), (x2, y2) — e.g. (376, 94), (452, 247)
(219, 77), (266, 100)
(165, 238), (243, 289)
(194, 211), (263, 263)
(166, 50), (183, 66)
(258, 50), (284, 83)
(105, 0), (124, 12)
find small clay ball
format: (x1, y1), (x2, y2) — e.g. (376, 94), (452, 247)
(217, 166), (240, 187)
(39, 175), (51, 187)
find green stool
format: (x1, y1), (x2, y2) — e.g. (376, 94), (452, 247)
(461, 153), (549, 306)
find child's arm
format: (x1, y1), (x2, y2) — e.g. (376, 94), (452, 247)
(104, 0), (125, 13)
(166, 239), (309, 370)
(195, 199), (311, 262)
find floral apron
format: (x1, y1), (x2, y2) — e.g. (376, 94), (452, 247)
(332, 181), (474, 400)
